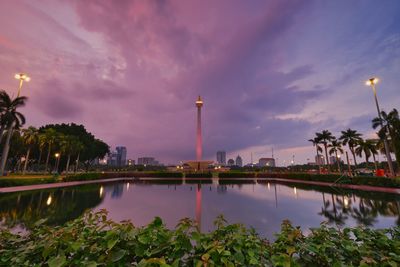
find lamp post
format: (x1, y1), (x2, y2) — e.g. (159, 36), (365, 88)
(365, 78), (394, 177)
(0, 73), (30, 176)
(14, 73), (30, 97)
(54, 153), (60, 174)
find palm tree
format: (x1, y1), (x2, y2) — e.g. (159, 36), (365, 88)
(308, 137), (323, 172)
(42, 128), (58, 173)
(21, 126), (38, 175)
(328, 139), (344, 173)
(316, 130), (334, 172)
(372, 109), (400, 166)
(339, 129), (362, 169)
(73, 141), (84, 173)
(355, 139), (378, 171)
(37, 134), (47, 167)
(0, 91), (27, 176)
(60, 135), (79, 175)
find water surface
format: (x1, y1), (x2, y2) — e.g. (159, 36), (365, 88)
(1, 180), (399, 238)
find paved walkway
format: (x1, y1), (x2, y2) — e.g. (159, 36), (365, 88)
(0, 177), (135, 193)
(258, 178), (400, 194)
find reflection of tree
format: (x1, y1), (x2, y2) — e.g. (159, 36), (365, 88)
(111, 183), (124, 199)
(319, 193), (348, 226)
(350, 198), (377, 226)
(319, 191), (400, 227)
(0, 184), (104, 229)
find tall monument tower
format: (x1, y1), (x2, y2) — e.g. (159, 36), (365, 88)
(195, 96), (203, 161)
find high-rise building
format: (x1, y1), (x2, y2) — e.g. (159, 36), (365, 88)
(259, 157), (276, 167)
(107, 151), (118, 166)
(116, 146), (127, 166)
(235, 155), (243, 167)
(216, 151), (226, 165)
(315, 155), (325, 165)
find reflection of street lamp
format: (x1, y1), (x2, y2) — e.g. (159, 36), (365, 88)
(365, 78), (394, 177)
(46, 195), (52, 206)
(99, 186), (104, 197)
(54, 153), (60, 173)
(344, 196), (349, 208)
(14, 73), (30, 97)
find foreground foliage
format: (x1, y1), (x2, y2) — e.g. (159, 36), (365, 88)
(1, 211), (400, 266)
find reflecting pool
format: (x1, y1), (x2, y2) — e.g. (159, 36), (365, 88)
(1, 180), (400, 238)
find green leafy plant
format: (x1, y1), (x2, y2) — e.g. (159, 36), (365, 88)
(1, 210), (400, 266)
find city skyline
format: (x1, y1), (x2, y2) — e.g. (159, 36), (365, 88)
(0, 1), (399, 164)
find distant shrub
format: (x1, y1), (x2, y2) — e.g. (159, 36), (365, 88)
(218, 172), (256, 178)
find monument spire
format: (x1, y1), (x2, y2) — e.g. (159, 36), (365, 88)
(195, 95), (203, 161)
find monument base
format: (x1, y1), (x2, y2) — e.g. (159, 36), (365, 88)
(184, 160), (213, 171)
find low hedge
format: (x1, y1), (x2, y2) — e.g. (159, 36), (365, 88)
(257, 172), (400, 188)
(2, 210), (400, 266)
(64, 172), (183, 182)
(0, 177), (57, 187)
(218, 172), (256, 178)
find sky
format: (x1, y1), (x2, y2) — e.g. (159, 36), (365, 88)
(0, 0), (399, 165)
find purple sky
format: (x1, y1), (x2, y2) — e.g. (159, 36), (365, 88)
(0, 0), (399, 165)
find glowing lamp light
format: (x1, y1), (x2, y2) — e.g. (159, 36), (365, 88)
(55, 153), (60, 158)
(15, 73), (30, 82)
(99, 186), (104, 197)
(366, 77), (378, 86)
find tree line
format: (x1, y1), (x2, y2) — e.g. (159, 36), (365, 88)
(0, 90), (109, 175)
(309, 108), (400, 174)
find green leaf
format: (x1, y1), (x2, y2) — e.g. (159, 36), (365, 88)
(85, 261), (97, 267)
(111, 249), (126, 262)
(107, 239), (118, 250)
(47, 255), (66, 267)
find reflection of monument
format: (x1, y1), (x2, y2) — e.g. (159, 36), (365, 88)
(196, 184), (202, 231)
(185, 96), (213, 171)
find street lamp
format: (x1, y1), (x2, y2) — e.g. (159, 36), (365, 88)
(14, 73), (30, 97)
(365, 77), (394, 177)
(54, 153), (61, 173)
